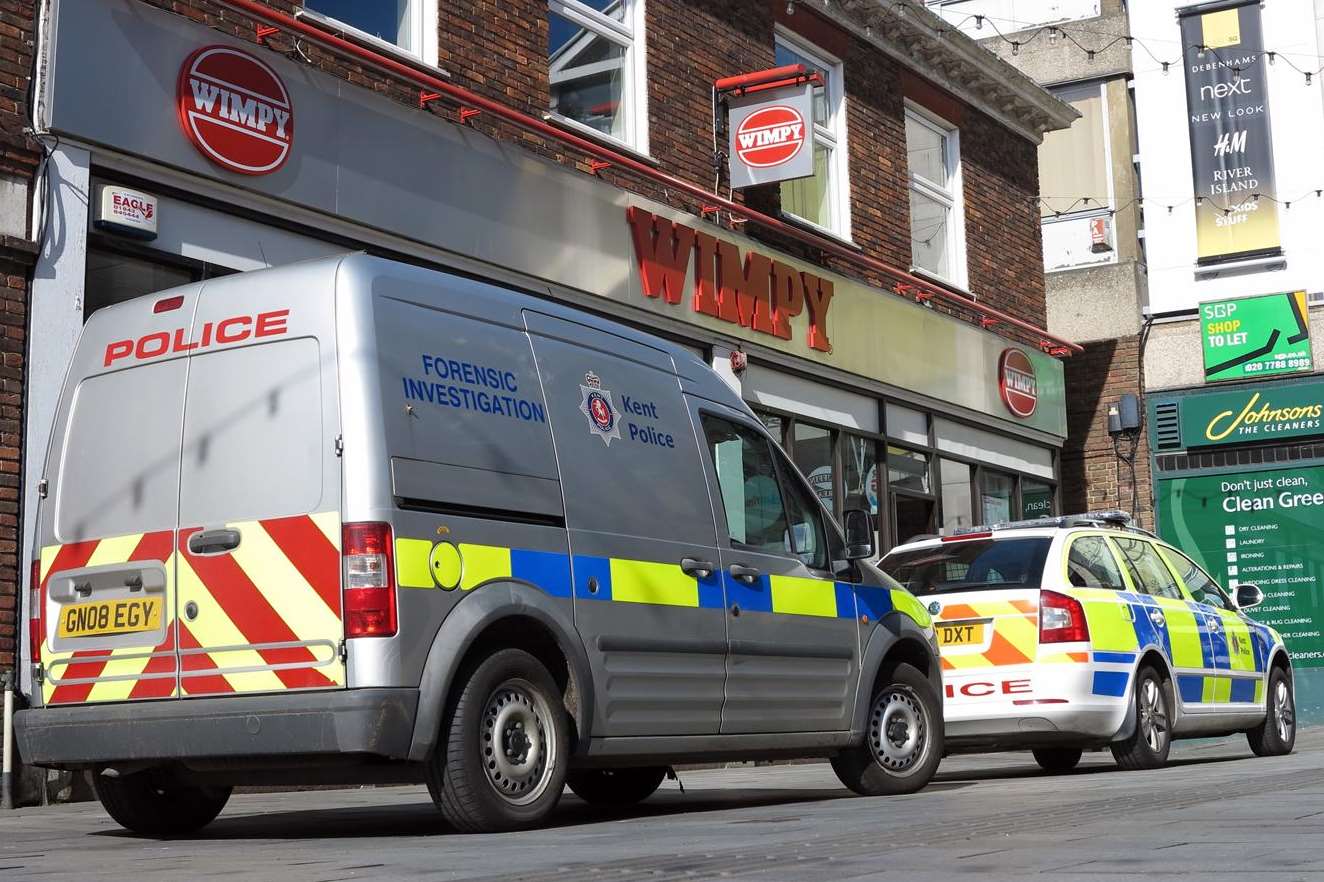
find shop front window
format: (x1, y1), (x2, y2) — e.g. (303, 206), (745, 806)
(843, 434), (879, 516)
(1021, 478), (1055, 519)
(756, 409), (787, 449)
(893, 495), (936, 546)
(939, 459), (973, 534)
(792, 422), (835, 511)
(980, 469), (1016, 524)
(887, 446), (930, 494)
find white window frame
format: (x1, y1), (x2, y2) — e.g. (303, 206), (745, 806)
(774, 28), (852, 241)
(547, 0), (650, 154)
(299, 2), (439, 68)
(905, 105), (967, 289)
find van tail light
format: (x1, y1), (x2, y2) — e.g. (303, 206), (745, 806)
(153, 295), (185, 313)
(342, 522), (397, 638)
(29, 560), (43, 664)
(1039, 590), (1089, 644)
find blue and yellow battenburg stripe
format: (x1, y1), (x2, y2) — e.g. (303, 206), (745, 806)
(394, 538), (931, 628)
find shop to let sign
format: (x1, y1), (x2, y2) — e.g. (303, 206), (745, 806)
(1158, 466), (1324, 667)
(1201, 291), (1311, 382)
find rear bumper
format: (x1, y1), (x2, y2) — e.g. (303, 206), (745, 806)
(15, 688), (419, 767)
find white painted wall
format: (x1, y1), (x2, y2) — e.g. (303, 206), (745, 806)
(1132, 0), (1324, 315)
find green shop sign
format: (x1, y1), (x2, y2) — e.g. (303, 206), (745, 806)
(1178, 381), (1324, 448)
(1158, 465), (1324, 666)
(1200, 291), (1311, 383)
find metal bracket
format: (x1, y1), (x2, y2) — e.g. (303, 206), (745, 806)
(587, 159), (612, 175)
(419, 91), (443, 108)
(458, 107), (482, 124)
(256, 25), (279, 45)
(980, 317), (999, 330)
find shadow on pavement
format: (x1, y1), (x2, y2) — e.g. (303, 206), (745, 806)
(937, 749), (1256, 782)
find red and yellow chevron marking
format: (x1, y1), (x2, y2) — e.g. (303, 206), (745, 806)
(177, 512), (343, 696)
(41, 530), (179, 705)
(38, 511), (344, 705)
(937, 598), (1041, 672)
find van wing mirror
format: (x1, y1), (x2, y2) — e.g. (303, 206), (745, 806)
(1235, 583), (1264, 610)
(843, 509), (876, 561)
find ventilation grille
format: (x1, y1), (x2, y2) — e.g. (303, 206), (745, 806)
(1153, 402), (1182, 452)
(1157, 439), (1324, 473)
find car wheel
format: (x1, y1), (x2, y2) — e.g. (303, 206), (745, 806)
(1032, 747), (1083, 774)
(1247, 667), (1296, 757)
(831, 662), (943, 796)
(1110, 664), (1172, 771)
(566, 767), (667, 807)
(426, 648), (570, 833)
(92, 768), (231, 836)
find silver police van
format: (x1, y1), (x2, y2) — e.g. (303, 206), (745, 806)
(17, 254), (941, 833)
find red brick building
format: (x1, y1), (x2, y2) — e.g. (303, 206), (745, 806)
(1, 0), (1074, 736)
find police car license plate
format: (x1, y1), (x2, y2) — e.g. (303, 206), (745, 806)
(56, 598), (161, 639)
(937, 622), (985, 647)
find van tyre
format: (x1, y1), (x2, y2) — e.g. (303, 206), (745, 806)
(92, 768), (231, 836)
(566, 767), (667, 807)
(1247, 666), (1296, 757)
(1111, 664), (1172, 771)
(831, 662), (942, 796)
(427, 648), (570, 833)
(1032, 748), (1082, 774)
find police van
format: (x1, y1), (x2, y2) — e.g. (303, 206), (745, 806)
(879, 512), (1295, 773)
(16, 254), (942, 834)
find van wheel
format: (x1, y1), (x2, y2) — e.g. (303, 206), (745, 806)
(427, 648), (569, 833)
(92, 768), (231, 836)
(831, 662), (943, 796)
(567, 767), (667, 807)
(1247, 667), (1296, 757)
(1111, 664), (1172, 771)
(1032, 748), (1082, 773)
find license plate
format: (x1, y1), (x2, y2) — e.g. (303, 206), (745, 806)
(937, 621), (985, 647)
(56, 597), (162, 639)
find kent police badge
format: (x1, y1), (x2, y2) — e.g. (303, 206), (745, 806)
(579, 371), (621, 446)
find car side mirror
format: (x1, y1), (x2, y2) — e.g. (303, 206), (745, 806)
(1235, 583), (1264, 610)
(843, 508), (876, 561)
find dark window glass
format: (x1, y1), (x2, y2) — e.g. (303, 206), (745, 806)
(792, 422), (834, 512)
(893, 495), (936, 545)
(1112, 537), (1183, 600)
(305, 0), (410, 48)
(1067, 535), (1126, 590)
(979, 469), (1015, 523)
(881, 538), (1051, 596)
(775, 456), (829, 570)
(1021, 478), (1054, 519)
(703, 416), (789, 556)
(85, 248), (194, 320)
(843, 434), (879, 515)
(888, 446), (930, 493)
(1162, 546), (1233, 610)
(939, 459), (972, 533)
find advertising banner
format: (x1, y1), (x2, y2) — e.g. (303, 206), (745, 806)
(1200, 291), (1311, 382)
(1159, 467), (1324, 666)
(727, 83), (815, 189)
(1179, 2), (1280, 264)
(1178, 380), (1324, 447)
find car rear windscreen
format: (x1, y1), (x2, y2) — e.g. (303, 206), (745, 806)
(881, 538), (1052, 596)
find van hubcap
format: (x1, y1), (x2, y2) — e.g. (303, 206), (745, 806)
(870, 686), (927, 774)
(1274, 680), (1295, 743)
(482, 680), (555, 806)
(1139, 678), (1168, 754)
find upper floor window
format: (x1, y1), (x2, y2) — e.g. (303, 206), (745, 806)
(774, 31), (851, 239)
(548, 0), (649, 152)
(906, 108), (966, 287)
(302, 1), (438, 66)
(1039, 82), (1115, 271)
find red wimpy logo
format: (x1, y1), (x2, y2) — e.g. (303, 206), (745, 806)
(177, 46), (293, 176)
(735, 106), (806, 168)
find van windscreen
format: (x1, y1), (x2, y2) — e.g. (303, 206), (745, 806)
(881, 538), (1051, 596)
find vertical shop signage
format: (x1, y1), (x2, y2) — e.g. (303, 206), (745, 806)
(1178, 2), (1280, 264)
(1159, 469), (1324, 666)
(727, 84), (816, 189)
(1200, 291), (1311, 382)
(177, 45), (294, 176)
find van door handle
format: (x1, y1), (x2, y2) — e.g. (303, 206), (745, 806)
(728, 564), (762, 585)
(680, 558), (715, 579)
(187, 528), (241, 556)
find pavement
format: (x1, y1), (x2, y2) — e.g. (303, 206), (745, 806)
(3, 729), (1323, 881)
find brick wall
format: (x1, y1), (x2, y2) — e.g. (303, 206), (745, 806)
(1059, 333), (1154, 529)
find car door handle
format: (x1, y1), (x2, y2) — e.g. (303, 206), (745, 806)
(187, 528), (241, 556)
(1208, 616), (1223, 632)
(728, 564), (762, 585)
(680, 558), (715, 579)
(1148, 609), (1166, 627)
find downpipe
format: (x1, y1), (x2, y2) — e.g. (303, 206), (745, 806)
(2, 668), (14, 809)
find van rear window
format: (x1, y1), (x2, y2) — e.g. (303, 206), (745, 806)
(881, 538), (1051, 596)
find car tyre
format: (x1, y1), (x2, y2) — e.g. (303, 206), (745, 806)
(92, 768), (231, 836)
(566, 767), (668, 807)
(831, 662), (943, 796)
(426, 648), (570, 833)
(1110, 664), (1172, 771)
(1031, 747), (1083, 774)
(1247, 666), (1296, 757)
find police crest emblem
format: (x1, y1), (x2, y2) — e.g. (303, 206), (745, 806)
(579, 371), (621, 446)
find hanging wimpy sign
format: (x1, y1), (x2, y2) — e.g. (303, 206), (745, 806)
(727, 83), (816, 189)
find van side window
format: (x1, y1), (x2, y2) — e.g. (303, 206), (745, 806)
(774, 453), (830, 570)
(702, 416), (791, 557)
(1162, 546), (1234, 610)
(1066, 535), (1126, 590)
(1111, 537), (1183, 600)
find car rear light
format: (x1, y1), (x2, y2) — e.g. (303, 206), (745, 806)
(28, 560), (43, 664)
(342, 522), (397, 638)
(153, 295), (185, 313)
(942, 532), (992, 542)
(1039, 589), (1089, 644)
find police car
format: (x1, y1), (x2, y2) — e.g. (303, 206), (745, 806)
(878, 512), (1295, 772)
